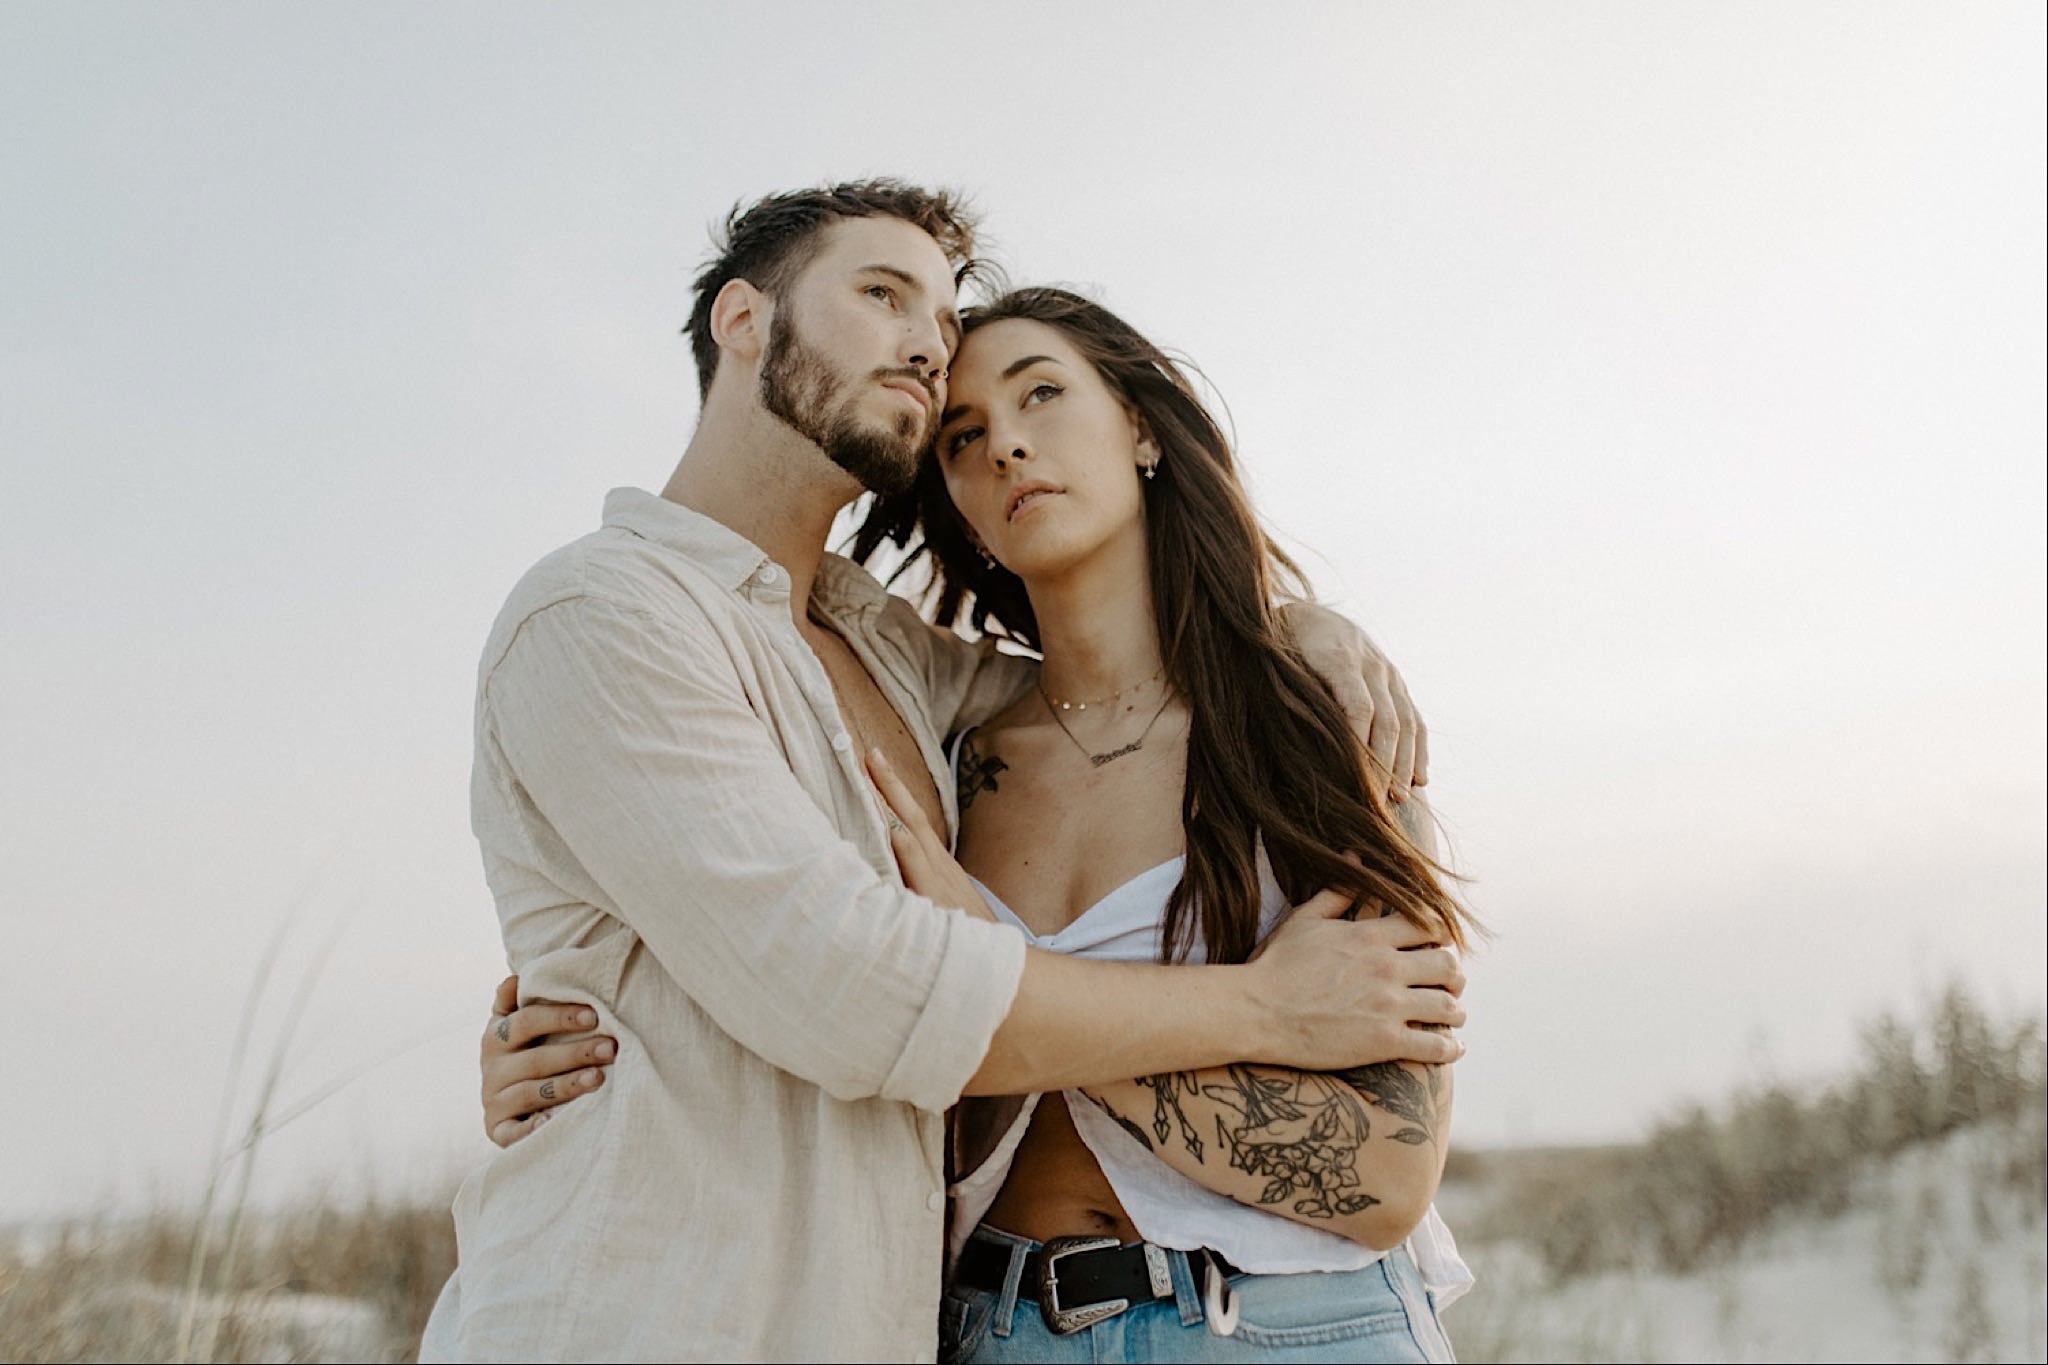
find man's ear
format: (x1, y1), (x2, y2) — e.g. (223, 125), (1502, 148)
(709, 278), (771, 366)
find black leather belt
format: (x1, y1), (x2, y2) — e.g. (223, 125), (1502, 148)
(956, 1234), (1240, 1335)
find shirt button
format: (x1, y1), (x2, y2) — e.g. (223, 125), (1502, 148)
(832, 731), (853, 753)
(927, 1192), (946, 1213)
(758, 564), (781, 587)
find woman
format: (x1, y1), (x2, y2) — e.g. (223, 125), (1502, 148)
(493, 288), (1476, 1362)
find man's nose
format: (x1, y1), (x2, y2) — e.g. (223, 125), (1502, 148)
(899, 314), (949, 381)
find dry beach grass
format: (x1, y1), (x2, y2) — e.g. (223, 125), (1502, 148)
(2, 987), (2041, 1363)
(1439, 986), (2047, 1363)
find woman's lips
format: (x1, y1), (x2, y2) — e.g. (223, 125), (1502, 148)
(1005, 483), (1062, 522)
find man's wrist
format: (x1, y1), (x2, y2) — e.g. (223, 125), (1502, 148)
(1208, 957), (1285, 1064)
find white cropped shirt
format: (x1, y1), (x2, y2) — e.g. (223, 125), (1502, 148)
(944, 752), (1473, 1305)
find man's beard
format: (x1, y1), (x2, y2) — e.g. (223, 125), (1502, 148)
(758, 311), (931, 497)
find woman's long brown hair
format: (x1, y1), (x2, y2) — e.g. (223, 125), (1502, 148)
(852, 287), (1472, 963)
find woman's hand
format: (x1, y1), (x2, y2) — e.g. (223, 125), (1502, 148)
(481, 975), (618, 1147)
(867, 748), (996, 922)
(1277, 602), (1427, 802)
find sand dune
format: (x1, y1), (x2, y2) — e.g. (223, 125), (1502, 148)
(1439, 1116), (2047, 1364)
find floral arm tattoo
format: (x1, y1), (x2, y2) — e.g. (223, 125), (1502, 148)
(1086, 1058), (1444, 1225)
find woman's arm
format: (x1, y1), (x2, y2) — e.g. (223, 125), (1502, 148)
(1085, 790), (1458, 1250)
(1078, 1056), (1451, 1251)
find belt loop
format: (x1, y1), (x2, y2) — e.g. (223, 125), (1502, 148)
(1384, 1244), (1455, 1364)
(992, 1235), (1031, 1339)
(1168, 1249), (1206, 1327)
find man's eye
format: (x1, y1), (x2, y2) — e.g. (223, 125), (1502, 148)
(943, 426), (983, 457)
(865, 284), (897, 305)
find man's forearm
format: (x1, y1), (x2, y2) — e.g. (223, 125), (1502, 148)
(968, 886), (1467, 1096)
(965, 950), (1274, 1095)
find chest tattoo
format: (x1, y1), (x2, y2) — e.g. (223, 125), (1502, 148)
(956, 734), (1009, 814)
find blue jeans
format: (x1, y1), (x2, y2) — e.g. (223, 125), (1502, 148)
(942, 1226), (1457, 1364)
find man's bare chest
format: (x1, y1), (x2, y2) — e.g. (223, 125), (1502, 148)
(801, 622), (947, 835)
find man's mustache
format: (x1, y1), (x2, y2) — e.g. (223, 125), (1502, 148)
(872, 366), (937, 410)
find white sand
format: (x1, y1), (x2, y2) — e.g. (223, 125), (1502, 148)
(1439, 1121), (2048, 1364)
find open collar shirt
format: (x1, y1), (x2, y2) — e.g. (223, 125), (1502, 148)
(422, 488), (1034, 1363)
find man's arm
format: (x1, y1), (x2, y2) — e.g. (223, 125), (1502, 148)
(869, 750), (1465, 1095)
(488, 595), (1458, 1118)
(486, 594), (1024, 1113)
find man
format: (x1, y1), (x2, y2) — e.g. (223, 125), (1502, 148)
(422, 181), (1463, 1364)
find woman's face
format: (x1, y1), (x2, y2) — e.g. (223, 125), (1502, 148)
(934, 317), (1154, 582)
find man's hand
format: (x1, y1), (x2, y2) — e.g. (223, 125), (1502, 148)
(1278, 602), (1428, 802)
(1248, 890), (1466, 1068)
(481, 975), (618, 1147)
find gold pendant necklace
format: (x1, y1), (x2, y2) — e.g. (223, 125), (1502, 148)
(1042, 686), (1177, 767)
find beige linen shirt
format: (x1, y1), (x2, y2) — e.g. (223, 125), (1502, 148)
(422, 488), (1033, 1364)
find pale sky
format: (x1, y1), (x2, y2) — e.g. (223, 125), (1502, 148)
(3, 2), (2042, 1220)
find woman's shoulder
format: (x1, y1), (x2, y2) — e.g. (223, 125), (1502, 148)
(969, 690), (1058, 749)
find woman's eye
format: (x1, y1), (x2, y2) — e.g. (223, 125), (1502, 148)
(1024, 382), (1062, 405)
(943, 426), (984, 457)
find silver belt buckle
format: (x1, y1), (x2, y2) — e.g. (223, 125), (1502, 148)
(1037, 1235), (1126, 1336)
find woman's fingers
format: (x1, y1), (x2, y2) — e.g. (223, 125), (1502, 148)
(867, 748), (920, 831)
(491, 1109), (551, 1149)
(486, 1065), (607, 1148)
(492, 1036), (617, 1087)
(885, 819), (929, 885)
(490, 974), (519, 1019)
(867, 748), (944, 849)
(480, 994), (614, 1143)
(484, 999), (600, 1053)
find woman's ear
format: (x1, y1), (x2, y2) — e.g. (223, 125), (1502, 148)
(709, 278), (770, 365)
(1125, 402), (1160, 461)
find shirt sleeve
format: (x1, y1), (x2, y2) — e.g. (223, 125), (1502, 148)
(877, 595), (1040, 737)
(480, 593), (1027, 1113)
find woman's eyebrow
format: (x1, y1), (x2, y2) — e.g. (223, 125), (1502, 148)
(941, 356), (1064, 424)
(1000, 354), (1058, 380)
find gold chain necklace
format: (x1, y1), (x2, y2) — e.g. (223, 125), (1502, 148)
(1041, 686), (1178, 768)
(1038, 663), (1165, 712)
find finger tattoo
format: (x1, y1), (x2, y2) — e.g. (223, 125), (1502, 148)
(494, 1017), (511, 1044)
(539, 1081), (557, 1100)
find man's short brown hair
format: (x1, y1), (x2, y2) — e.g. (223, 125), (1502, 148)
(685, 180), (979, 399)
